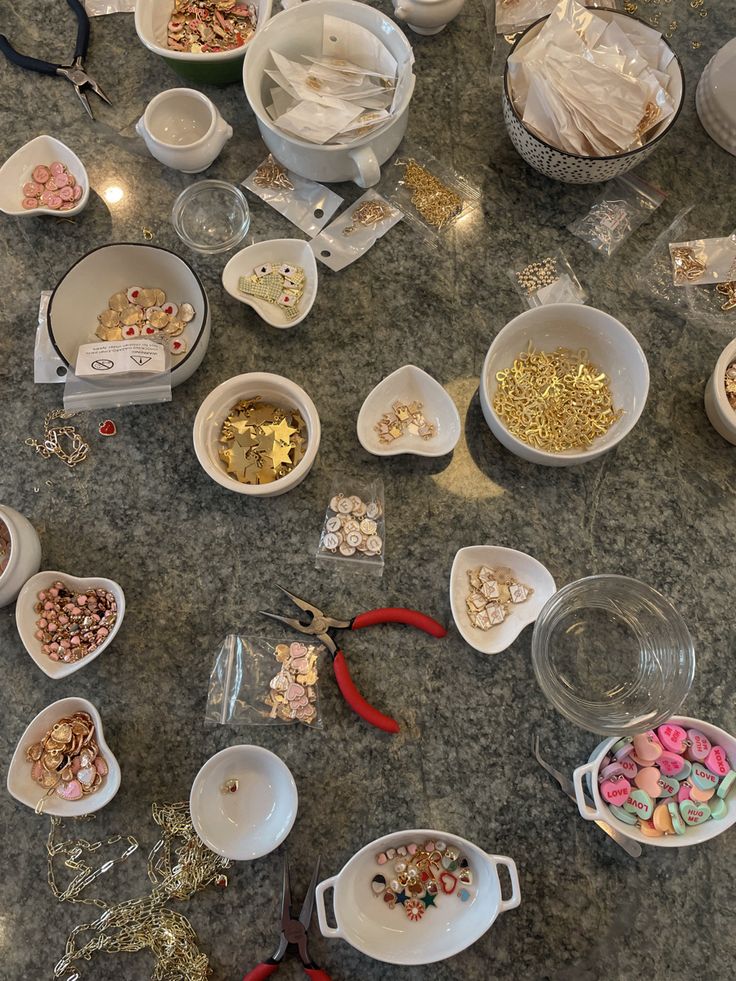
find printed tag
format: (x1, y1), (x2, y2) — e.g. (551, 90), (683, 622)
(75, 340), (167, 378)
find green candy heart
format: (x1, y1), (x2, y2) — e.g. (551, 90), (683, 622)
(691, 763), (719, 792)
(623, 789), (653, 820)
(609, 804), (638, 826)
(667, 801), (687, 835)
(717, 770), (736, 800)
(657, 774), (679, 797)
(710, 797), (728, 820)
(680, 799), (711, 826)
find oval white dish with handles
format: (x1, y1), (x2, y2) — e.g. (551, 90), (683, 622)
(572, 716), (736, 848)
(393, 0), (465, 36)
(243, 0), (415, 187)
(316, 828), (520, 964)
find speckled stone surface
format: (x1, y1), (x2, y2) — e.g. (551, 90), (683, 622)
(1, 1), (735, 978)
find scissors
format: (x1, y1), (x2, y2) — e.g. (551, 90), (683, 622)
(260, 585), (447, 734)
(0, 0), (111, 119)
(243, 854), (331, 981)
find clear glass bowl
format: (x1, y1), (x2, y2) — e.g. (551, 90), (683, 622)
(171, 180), (250, 254)
(531, 575), (695, 736)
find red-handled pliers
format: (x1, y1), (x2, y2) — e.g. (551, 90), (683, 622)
(260, 585), (447, 734)
(243, 854), (330, 981)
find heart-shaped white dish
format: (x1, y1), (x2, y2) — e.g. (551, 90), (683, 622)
(450, 545), (556, 655)
(7, 697), (121, 817)
(0, 135), (90, 218)
(221, 238), (318, 328)
(357, 365), (461, 457)
(16, 571), (125, 679)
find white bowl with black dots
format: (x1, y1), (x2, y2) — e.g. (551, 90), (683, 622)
(502, 10), (685, 184)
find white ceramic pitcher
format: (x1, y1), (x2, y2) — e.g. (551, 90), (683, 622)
(136, 88), (233, 174)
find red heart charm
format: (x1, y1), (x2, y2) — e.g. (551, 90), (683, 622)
(99, 419), (117, 437)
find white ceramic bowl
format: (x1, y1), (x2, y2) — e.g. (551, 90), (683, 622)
(696, 38), (736, 157)
(0, 135), (89, 218)
(193, 371), (321, 497)
(15, 571), (125, 680)
(316, 828), (520, 965)
(0, 505), (41, 609)
(704, 336), (736, 445)
(222, 239), (318, 328)
(356, 365), (461, 457)
(573, 716), (736, 848)
(47, 243), (210, 387)
(449, 545), (556, 655)
(190, 745), (298, 860)
(479, 304), (649, 466)
(135, 0), (272, 85)
(7, 697), (121, 817)
(503, 10), (685, 184)
(243, 0), (416, 186)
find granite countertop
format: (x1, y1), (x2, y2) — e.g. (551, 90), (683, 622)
(1, 1), (735, 978)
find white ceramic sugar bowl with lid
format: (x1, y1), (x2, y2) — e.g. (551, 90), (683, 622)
(392, 0), (465, 36)
(136, 89), (233, 173)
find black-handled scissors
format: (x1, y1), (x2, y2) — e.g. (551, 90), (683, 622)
(0, 0), (111, 119)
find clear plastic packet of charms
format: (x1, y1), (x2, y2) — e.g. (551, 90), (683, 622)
(637, 206), (736, 324)
(309, 192), (402, 272)
(242, 154), (344, 236)
(316, 477), (385, 576)
(669, 235), (736, 287)
(383, 144), (481, 247)
(568, 174), (666, 257)
(508, 250), (587, 308)
(205, 634), (324, 728)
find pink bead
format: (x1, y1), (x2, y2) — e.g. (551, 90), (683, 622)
(37, 618), (48, 628)
(377, 853), (388, 865)
(49, 651), (59, 660)
(49, 587), (59, 597)
(34, 630), (44, 640)
(44, 601), (54, 611)
(70, 635), (81, 646)
(47, 610), (57, 620)
(49, 643), (59, 652)
(38, 591), (46, 601)
(60, 639), (70, 649)
(97, 627), (108, 638)
(59, 615), (68, 624)
(71, 607), (81, 616)
(47, 623), (57, 633)
(77, 595), (87, 605)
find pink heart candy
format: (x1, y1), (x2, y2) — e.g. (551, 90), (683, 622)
(657, 723), (688, 754)
(56, 779), (83, 801)
(706, 746), (731, 777)
(657, 751), (686, 777)
(600, 762), (626, 781)
(633, 732), (662, 762)
(619, 757), (638, 779)
(600, 777), (631, 805)
(677, 783), (692, 803)
(635, 766), (663, 798)
(686, 729), (711, 763)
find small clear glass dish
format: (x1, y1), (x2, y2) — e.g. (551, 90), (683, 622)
(532, 575), (695, 736)
(171, 179), (250, 254)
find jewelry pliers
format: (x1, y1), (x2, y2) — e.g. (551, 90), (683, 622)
(0, 0), (111, 119)
(260, 585), (447, 734)
(243, 854), (331, 981)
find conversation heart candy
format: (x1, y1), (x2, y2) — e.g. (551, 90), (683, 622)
(710, 797), (728, 820)
(653, 802), (674, 834)
(633, 732), (662, 762)
(600, 762), (627, 781)
(639, 818), (664, 838)
(667, 801), (687, 835)
(680, 800), (711, 826)
(623, 789), (654, 820)
(672, 758), (692, 781)
(677, 784), (692, 803)
(705, 746), (731, 778)
(635, 767), (663, 798)
(691, 763), (719, 791)
(657, 723), (688, 754)
(717, 771), (736, 800)
(601, 777), (631, 805)
(690, 784), (715, 803)
(608, 804), (638, 825)
(619, 757), (638, 780)
(657, 751), (687, 778)
(612, 737), (634, 761)
(686, 729), (711, 763)
(657, 774), (679, 798)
